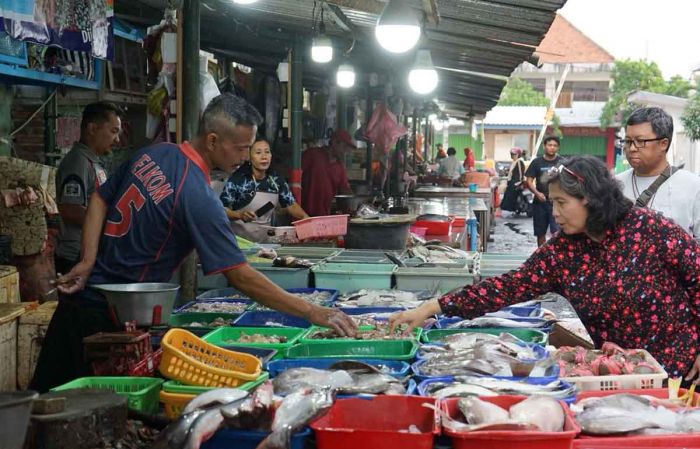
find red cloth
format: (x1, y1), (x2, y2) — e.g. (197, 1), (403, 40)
(301, 147), (351, 217)
(438, 208), (700, 378)
(463, 152), (475, 171)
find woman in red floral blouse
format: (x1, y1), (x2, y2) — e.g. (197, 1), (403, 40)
(391, 156), (700, 380)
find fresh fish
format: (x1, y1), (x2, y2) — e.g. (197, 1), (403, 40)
(343, 372), (406, 395)
(222, 381), (275, 430)
(257, 387), (335, 449)
(337, 289), (424, 308)
(484, 309), (544, 320)
(458, 397), (510, 425)
(272, 368), (354, 396)
(432, 384), (498, 400)
(509, 396), (565, 432)
(576, 406), (661, 435)
(182, 407), (227, 449)
(183, 388), (248, 414)
(577, 393), (651, 412)
(448, 317), (548, 329)
(152, 409), (206, 449)
(440, 332), (499, 350)
(328, 360), (383, 374)
(441, 377), (575, 399)
(675, 409), (700, 433)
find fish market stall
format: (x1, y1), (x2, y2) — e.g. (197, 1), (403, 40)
(408, 197), (487, 251)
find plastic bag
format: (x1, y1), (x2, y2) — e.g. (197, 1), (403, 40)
(365, 103), (408, 154)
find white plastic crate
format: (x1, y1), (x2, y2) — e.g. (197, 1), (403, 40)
(561, 349), (667, 392)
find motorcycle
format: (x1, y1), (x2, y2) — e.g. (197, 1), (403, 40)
(513, 182), (534, 217)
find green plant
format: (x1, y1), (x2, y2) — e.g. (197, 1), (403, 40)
(682, 94), (700, 141)
(498, 78), (549, 106)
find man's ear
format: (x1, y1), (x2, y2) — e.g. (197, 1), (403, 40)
(205, 132), (218, 151)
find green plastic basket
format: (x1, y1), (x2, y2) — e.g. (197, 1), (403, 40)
(299, 325), (422, 343)
(202, 327), (306, 359)
(51, 376), (163, 414)
(161, 372), (270, 395)
(421, 328), (548, 345)
(285, 340), (418, 361)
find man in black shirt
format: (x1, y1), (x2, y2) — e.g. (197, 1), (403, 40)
(525, 136), (562, 246)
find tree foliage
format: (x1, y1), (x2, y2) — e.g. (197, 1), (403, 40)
(498, 78), (549, 106)
(601, 59), (694, 127)
(682, 80), (700, 141)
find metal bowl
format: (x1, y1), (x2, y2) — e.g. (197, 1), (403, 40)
(92, 283), (180, 327)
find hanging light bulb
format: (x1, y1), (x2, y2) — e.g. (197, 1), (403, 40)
(311, 21), (333, 63)
(337, 64), (355, 88)
(434, 120), (444, 131)
(233, 0), (259, 4)
(409, 49), (438, 95)
(375, 0), (421, 54)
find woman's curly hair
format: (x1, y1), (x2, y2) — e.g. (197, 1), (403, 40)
(545, 155), (633, 236)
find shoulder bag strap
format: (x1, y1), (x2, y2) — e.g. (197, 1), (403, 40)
(635, 165), (678, 207)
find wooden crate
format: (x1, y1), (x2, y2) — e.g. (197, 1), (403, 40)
(17, 301), (57, 390)
(0, 303), (25, 391)
(0, 265), (19, 303)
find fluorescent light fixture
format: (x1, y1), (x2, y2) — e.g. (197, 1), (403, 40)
(408, 49), (438, 94)
(375, 0), (420, 54)
(337, 64), (355, 88)
(311, 34), (333, 63)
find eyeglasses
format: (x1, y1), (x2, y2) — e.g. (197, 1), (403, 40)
(548, 164), (584, 182)
(619, 137), (665, 150)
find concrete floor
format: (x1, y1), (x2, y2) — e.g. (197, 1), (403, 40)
(487, 212), (539, 254)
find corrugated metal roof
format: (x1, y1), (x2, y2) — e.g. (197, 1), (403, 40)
(118, 0), (567, 115)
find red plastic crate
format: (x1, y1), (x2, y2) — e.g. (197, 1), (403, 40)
(311, 395), (440, 449)
(449, 215), (466, 227)
(442, 396), (580, 449)
(293, 215), (349, 240)
(413, 217), (453, 236)
(573, 389), (700, 448)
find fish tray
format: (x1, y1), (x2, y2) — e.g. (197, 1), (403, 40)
(202, 428), (312, 449)
(312, 262), (396, 294)
(311, 396), (440, 449)
(394, 266), (475, 294)
(196, 288), (249, 300)
(265, 358), (411, 379)
(442, 396), (580, 449)
(233, 311), (312, 328)
(250, 262), (312, 289)
(202, 327), (306, 360)
(416, 376), (576, 404)
(422, 328), (549, 345)
(561, 349), (667, 392)
(285, 288), (339, 307)
(299, 325), (422, 343)
(285, 340), (419, 361)
(51, 376), (163, 414)
(159, 328), (262, 388)
(572, 389), (700, 448)
(168, 312), (240, 331)
(173, 299), (253, 315)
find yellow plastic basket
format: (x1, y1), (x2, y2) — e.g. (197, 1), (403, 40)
(159, 328), (262, 388)
(159, 390), (195, 420)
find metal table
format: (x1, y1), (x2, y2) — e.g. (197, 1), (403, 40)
(408, 198), (487, 251)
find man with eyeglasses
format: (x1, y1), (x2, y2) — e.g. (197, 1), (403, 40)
(525, 135), (562, 246)
(616, 107), (700, 240)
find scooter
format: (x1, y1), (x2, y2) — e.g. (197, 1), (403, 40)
(513, 182), (534, 217)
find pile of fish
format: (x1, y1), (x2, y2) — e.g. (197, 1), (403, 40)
(445, 314), (551, 329)
(181, 301), (249, 314)
(272, 362), (405, 396)
(554, 342), (660, 377)
(272, 256), (313, 269)
(423, 376), (575, 401)
(226, 333), (288, 344)
(254, 290), (333, 311)
(574, 393), (700, 436)
(403, 244), (473, 267)
(187, 317), (234, 328)
(336, 289), (432, 308)
(418, 333), (548, 377)
(446, 396), (565, 432)
(305, 324), (414, 341)
(153, 382), (333, 449)
(348, 312), (393, 327)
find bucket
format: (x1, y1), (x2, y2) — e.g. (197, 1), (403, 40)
(468, 183), (478, 192)
(0, 391), (38, 449)
(345, 221), (411, 250)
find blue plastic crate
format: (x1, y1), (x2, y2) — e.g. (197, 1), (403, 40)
(415, 376), (576, 404)
(266, 358), (411, 379)
(286, 288), (339, 306)
(202, 428), (311, 449)
(233, 311), (312, 328)
(174, 299), (252, 314)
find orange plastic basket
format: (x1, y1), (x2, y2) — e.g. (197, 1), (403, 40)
(159, 390), (195, 420)
(159, 328), (261, 388)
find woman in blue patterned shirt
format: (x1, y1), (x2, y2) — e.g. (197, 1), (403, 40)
(221, 138), (309, 241)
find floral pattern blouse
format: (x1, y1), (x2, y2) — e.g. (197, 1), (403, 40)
(439, 208), (700, 377)
(220, 163), (296, 211)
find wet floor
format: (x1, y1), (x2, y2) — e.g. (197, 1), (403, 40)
(488, 212), (539, 254)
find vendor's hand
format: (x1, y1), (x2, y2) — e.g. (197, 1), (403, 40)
(535, 192), (546, 203)
(236, 211), (257, 222)
(308, 306), (357, 337)
(685, 355), (700, 385)
(57, 260), (93, 294)
(389, 308), (432, 334)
